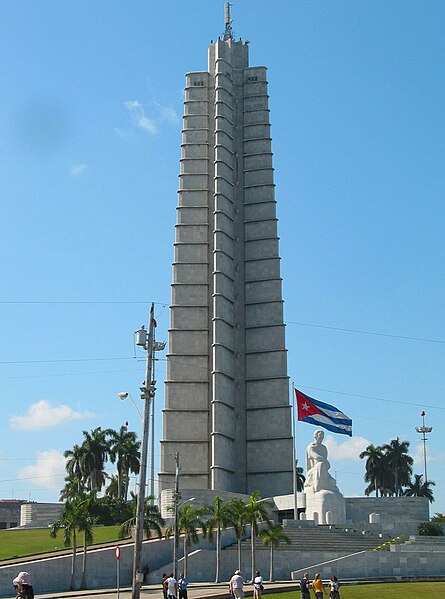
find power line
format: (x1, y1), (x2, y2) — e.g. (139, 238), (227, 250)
(0, 356), (136, 365)
(298, 384), (445, 411)
(287, 321), (445, 345)
(0, 301), (168, 305)
(0, 367), (143, 380)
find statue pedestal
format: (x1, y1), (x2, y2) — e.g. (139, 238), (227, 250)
(305, 489), (346, 526)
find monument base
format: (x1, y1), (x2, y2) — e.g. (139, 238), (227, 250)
(305, 489), (346, 526)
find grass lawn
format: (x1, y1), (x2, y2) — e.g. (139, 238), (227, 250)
(265, 582), (445, 598)
(0, 525), (122, 560)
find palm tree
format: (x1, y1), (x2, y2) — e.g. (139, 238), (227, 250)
(244, 491), (272, 581)
(359, 444), (388, 497)
(226, 498), (248, 571)
(78, 500), (94, 590)
(432, 513), (445, 523)
(50, 497), (88, 590)
(107, 425), (141, 500)
(383, 438), (413, 497)
(80, 427), (110, 492)
(259, 523), (291, 581)
(64, 444), (85, 493)
(105, 474), (120, 499)
(119, 495), (165, 540)
(60, 475), (86, 502)
(404, 474), (435, 503)
(295, 460), (305, 492)
(204, 495), (232, 583)
(166, 503), (207, 578)
(418, 521), (443, 536)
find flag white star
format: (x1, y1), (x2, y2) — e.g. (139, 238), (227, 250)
(302, 402), (310, 411)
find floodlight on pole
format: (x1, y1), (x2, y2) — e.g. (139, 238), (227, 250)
(118, 391), (143, 420)
(415, 410), (432, 484)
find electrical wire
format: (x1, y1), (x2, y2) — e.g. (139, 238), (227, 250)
(287, 320), (445, 345)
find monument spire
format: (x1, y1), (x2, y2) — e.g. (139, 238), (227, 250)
(223, 2), (234, 40)
(159, 3), (293, 498)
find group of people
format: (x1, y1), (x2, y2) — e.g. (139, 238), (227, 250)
(300, 572), (341, 599)
(162, 572), (189, 599)
(229, 569), (264, 599)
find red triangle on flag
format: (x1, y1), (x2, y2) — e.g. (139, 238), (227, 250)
(295, 389), (322, 420)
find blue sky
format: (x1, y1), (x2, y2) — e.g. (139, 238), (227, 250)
(1, 1), (444, 513)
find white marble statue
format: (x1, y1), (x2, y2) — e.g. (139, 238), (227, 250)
(304, 430), (346, 525)
(305, 430), (339, 493)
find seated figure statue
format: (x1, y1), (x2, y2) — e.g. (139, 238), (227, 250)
(304, 430), (346, 525)
(305, 429), (339, 493)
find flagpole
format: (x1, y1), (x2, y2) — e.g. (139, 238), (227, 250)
(291, 381), (298, 520)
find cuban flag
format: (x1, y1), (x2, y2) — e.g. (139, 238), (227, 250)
(295, 388), (352, 436)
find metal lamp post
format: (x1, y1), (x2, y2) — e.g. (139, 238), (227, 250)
(415, 410), (433, 484)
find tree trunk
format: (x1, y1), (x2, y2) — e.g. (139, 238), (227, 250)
(269, 545), (273, 581)
(237, 537), (242, 571)
(251, 526), (256, 582)
(184, 537), (188, 578)
(117, 466), (122, 500)
(80, 534), (87, 589)
(215, 526), (221, 583)
(70, 532), (77, 590)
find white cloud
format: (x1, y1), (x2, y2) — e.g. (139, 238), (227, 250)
(114, 127), (129, 139)
(324, 434), (371, 461)
(19, 450), (66, 490)
(154, 102), (179, 124)
(124, 100), (157, 134)
(70, 163), (88, 176)
(10, 400), (93, 431)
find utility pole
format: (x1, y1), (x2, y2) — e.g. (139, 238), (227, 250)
(415, 410), (432, 484)
(131, 303), (155, 599)
(173, 452), (181, 580)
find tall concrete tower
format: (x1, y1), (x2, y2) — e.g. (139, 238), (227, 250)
(159, 5), (293, 498)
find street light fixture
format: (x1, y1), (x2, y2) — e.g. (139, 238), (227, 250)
(118, 391), (143, 420)
(415, 410), (433, 483)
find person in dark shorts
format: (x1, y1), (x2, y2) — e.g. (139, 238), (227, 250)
(299, 572), (310, 599)
(178, 573), (189, 599)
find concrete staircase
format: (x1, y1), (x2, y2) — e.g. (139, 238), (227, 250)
(226, 524), (390, 555)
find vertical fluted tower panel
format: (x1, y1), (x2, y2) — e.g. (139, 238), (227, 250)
(160, 33), (293, 497)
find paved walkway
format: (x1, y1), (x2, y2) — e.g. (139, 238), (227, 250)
(37, 581), (296, 599)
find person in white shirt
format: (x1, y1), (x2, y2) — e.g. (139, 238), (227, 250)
(165, 573), (177, 599)
(229, 570), (245, 599)
(253, 570), (263, 599)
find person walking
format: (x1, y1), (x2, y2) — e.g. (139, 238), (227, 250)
(329, 575), (340, 599)
(299, 572), (311, 599)
(165, 573), (178, 599)
(229, 570), (245, 599)
(162, 573), (168, 599)
(142, 564), (149, 584)
(178, 573), (189, 599)
(312, 573), (326, 599)
(253, 570), (263, 599)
